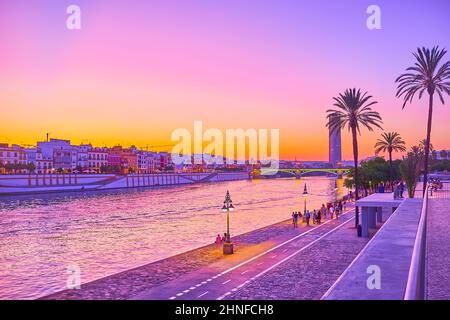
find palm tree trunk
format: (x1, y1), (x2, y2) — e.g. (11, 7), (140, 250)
(351, 125), (359, 229)
(422, 93), (434, 197)
(389, 151), (393, 191)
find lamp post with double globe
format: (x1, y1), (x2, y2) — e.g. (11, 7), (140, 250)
(221, 190), (235, 255)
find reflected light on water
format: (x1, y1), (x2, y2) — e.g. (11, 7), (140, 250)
(0, 177), (339, 299)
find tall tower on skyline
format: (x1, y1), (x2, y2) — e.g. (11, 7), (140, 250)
(328, 116), (342, 168)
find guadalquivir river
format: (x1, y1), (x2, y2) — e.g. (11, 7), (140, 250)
(0, 177), (344, 299)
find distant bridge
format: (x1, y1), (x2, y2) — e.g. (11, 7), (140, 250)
(259, 167), (350, 178)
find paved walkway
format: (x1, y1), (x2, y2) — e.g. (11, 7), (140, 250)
(426, 198), (450, 300)
(323, 198), (422, 300)
(227, 211), (372, 299)
(134, 208), (358, 300)
(43, 206), (354, 300)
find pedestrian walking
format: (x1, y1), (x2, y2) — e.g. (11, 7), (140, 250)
(215, 234), (222, 245)
(321, 204), (327, 220)
(399, 181), (405, 198)
(305, 210), (311, 226)
(330, 206), (334, 219)
(292, 211), (299, 228)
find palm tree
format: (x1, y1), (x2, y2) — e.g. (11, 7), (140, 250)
(395, 46), (450, 196)
(419, 138), (434, 155)
(400, 152), (422, 198)
(374, 132), (406, 189)
(326, 88), (383, 229)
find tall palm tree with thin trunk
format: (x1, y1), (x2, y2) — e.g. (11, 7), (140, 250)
(374, 132), (406, 189)
(327, 88), (383, 230)
(419, 138), (434, 155)
(395, 46), (450, 196)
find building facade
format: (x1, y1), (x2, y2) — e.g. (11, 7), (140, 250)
(328, 116), (342, 168)
(88, 148), (108, 173)
(0, 144), (29, 173)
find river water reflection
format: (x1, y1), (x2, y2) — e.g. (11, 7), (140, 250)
(0, 177), (344, 299)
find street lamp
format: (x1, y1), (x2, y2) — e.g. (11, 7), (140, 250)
(334, 179), (338, 202)
(302, 183), (308, 215)
(221, 190), (235, 255)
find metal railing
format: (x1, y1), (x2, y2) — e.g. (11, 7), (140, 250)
(404, 184), (429, 300)
(429, 180), (450, 199)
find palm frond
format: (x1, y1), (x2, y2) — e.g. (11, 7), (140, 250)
(395, 46), (450, 107)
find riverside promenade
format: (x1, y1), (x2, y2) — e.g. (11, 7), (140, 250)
(322, 181), (450, 300)
(43, 204), (375, 300)
(41, 187), (450, 301)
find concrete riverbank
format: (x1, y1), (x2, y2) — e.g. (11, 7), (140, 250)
(0, 172), (249, 196)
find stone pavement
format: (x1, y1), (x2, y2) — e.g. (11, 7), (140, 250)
(135, 209), (358, 300)
(323, 198), (422, 300)
(42, 209), (350, 300)
(227, 213), (370, 300)
(426, 198), (450, 300)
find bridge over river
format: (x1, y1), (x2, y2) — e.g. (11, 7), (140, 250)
(259, 167), (350, 178)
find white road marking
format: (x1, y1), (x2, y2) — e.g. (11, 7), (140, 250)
(207, 209), (353, 279)
(241, 270), (249, 275)
(176, 293), (183, 297)
(222, 279), (231, 285)
(183, 290), (189, 293)
(272, 255), (278, 258)
(169, 208), (355, 300)
(169, 296), (176, 300)
(217, 215), (355, 300)
(197, 291), (209, 298)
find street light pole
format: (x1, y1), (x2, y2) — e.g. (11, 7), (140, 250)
(222, 190), (235, 254)
(334, 179), (338, 202)
(303, 183), (308, 215)
(226, 207), (230, 243)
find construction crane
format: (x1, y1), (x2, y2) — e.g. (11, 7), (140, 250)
(141, 144), (175, 152)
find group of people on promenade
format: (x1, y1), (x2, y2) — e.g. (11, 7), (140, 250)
(291, 200), (348, 228)
(215, 233), (229, 245)
(429, 178), (443, 193)
(392, 181), (406, 199)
